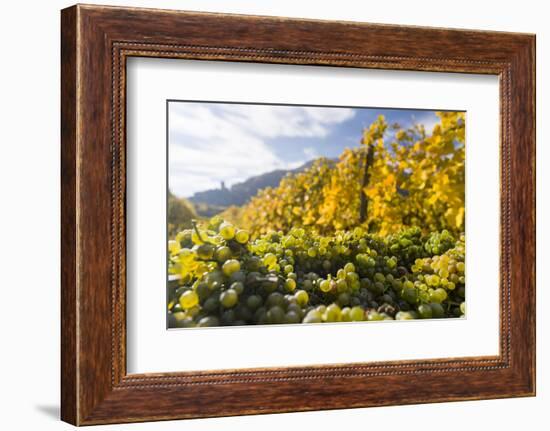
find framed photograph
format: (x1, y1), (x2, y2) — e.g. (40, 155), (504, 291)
(61, 4), (535, 425)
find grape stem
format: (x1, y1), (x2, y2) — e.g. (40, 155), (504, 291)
(191, 219), (213, 244)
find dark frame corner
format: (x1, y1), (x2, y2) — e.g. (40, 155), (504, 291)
(61, 4), (535, 425)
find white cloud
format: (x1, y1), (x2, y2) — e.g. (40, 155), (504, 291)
(303, 146), (318, 159)
(169, 103), (355, 196)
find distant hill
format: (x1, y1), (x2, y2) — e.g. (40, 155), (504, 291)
(188, 159), (330, 217)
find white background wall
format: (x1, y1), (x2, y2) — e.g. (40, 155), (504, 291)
(0, 1), (546, 429)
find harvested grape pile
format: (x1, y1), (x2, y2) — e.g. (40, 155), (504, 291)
(168, 217), (465, 328)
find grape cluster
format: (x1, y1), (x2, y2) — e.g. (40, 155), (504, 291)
(167, 218), (465, 328)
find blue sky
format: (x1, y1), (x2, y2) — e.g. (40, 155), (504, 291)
(169, 101), (442, 198)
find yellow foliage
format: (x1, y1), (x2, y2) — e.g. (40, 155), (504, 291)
(221, 111), (465, 237)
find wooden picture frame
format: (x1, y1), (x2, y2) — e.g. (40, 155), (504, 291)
(61, 4), (535, 425)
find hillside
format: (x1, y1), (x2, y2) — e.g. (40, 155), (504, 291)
(188, 158), (332, 216)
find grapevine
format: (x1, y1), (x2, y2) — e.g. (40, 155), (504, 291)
(221, 112), (465, 238)
(167, 218), (465, 328)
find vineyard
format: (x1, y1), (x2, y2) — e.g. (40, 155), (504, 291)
(168, 111), (465, 327)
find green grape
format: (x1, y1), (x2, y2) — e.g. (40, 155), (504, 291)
(349, 279), (361, 291)
(336, 279), (348, 292)
(295, 290), (309, 307)
(367, 311), (384, 321)
(222, 259), (241, 276)
(266, 292), (285, 308)
(262, 278), (278, 293)
(267, 306), (285, 324)
(246, 294), (263, 310)
(401, 287), (418, 304)
(408, 310), (420, 319)
(324, 304), (342, 322)
(417, 304), (433, 319)
(319, 279), (331, 293)
(179, 290), (199, 309)
(230, 281), (245, 295)
(215, 246), (232, 263)
(220, 289), (238, 308)
(344, 262), (356, 273)
(341, 307), (352, 322)
(428, 288), (447, 303)
(429, 302), (445, 318)
(303, 310), (322, 324)
(235, 304), (252, 322)
(315, 305), (327, 314)
(302, 279), (313, 290)
(219, 222), (236, 240)
(230, 271), (246, 284)
(172, 316), (195, 328)
(202, 296), (220, 313)
(369, 281), (385, 296)
(221, 309), (236, 325)
(425, 230), (456, 255)
(284, 311), (301, 324)
(196, 282), (210, 301)
(346, 274), (358, 288)
(283, 236), (295, 247)
(284, 278), (297, 292)
(379, 293), (393, 304)
(286, 303), (303, 318)
(374, 273), (385, 283)
(395, 311), (415, 320)
(350, 306), (365, 321)
(254, 307), (267, 324)
(337, 292), (350, 306)
(263, 253), (277, 266)
(460, 302), (466, 315)
(235, 229), (250, 244)
(205, 270), (224, 289)
(427, 275), (440, 286)
(196, 243), (215, 260)
(175, 230), (191, 244)
(285, 294), (297, 305)
(247, 256), (262, 272)
(434, 288), (448, 302)
(170, 311), (186, 323)
(360, 278), (372, 289)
